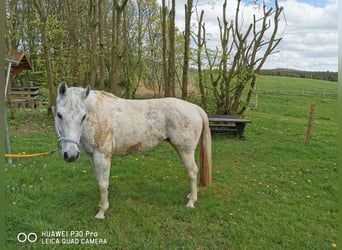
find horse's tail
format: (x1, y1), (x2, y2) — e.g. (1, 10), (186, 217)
(197, 107), (212, 187)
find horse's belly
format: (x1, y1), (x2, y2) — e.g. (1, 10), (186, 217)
(113, 136), (165, 156)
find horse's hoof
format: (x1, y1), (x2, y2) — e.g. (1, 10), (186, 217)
(186, 201), (195, 208)
(95, 212), (105, 219)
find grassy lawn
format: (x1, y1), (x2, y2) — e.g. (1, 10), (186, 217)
(5, 76), (337, 249)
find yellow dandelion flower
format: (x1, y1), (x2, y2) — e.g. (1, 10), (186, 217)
(331, 243), (336, 248)
(306, 195), (311, 199)
(82, 170), (87, 174)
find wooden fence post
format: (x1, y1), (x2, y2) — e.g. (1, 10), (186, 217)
(306, 103), (315, 142)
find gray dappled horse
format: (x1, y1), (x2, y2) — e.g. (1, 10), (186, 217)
(54, 82), (211, 219)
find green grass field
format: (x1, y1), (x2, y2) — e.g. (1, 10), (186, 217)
(5, 76), (337, 249)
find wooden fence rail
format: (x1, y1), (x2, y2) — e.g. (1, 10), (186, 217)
(9, 86), (42, 108)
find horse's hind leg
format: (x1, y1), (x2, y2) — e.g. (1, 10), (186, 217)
(92, 153), (111, 219)
(178, 149), (198, 208)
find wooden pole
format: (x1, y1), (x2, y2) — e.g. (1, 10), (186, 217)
(255, 91), (258, 110)
(306, 103), (315, 142)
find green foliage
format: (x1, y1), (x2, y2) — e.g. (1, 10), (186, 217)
(5, 76), (337, 249)
(6, 0), (175, 96)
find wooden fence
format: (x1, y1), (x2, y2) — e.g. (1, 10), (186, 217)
(9, 86), (43, 108)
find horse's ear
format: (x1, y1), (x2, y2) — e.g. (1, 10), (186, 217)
(58, 81), (68, 96)
(84, 86), (90, 99)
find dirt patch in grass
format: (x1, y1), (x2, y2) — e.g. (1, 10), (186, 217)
(12, 123), (54, 135)
(8, 108), (55, 135)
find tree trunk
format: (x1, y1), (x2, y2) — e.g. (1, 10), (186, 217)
(88, 0), (97, 89)
(98, 0), (105, 90)
(162, 0), (170, 97)
(238, 75), (256, 115)
(123, 7), (131, 98)
(110, 0), (129, 95)
(7, 0), (19, 51)
(65, 0), (81, 86)
(34, 0), (56, 111)
(181, 0), (193, 100)
(168, 0), (176, 96)
(196, 10), (207, 110)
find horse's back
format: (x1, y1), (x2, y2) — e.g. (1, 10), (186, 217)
(85, 92), (205, 155)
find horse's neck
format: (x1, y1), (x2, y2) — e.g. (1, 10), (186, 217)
(85, 91), (120, 115)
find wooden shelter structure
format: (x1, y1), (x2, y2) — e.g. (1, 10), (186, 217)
(6, 51), (32, 75)
(5, 51), (33, 102)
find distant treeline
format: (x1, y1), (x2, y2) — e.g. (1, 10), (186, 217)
(260, 69), (338, 82)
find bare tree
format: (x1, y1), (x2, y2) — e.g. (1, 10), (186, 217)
(194, 9), (207, 110)
(231, 0), (283, 114)
(205, 0), (284, 114)
(181, 0), (193, 100)
(237, 0), (283, 114)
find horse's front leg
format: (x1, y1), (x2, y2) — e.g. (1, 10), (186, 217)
(92, 153), (111, 219)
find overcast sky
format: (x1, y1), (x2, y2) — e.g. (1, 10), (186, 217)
(160, 0), (338, 72)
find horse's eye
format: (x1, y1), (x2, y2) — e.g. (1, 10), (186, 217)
(57, 112), (63, 119)
(81, 115), (87, 123)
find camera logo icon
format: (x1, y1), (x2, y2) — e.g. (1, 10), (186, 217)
(17, 232), (38, 243)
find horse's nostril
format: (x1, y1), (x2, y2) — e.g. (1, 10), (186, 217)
(63, 151), (80, 162)
(63, 152), (69, 160)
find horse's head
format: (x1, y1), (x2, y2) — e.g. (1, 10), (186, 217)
(54, 82), (90, 162)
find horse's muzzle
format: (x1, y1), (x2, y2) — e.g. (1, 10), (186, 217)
(63, 151), (80, 162)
